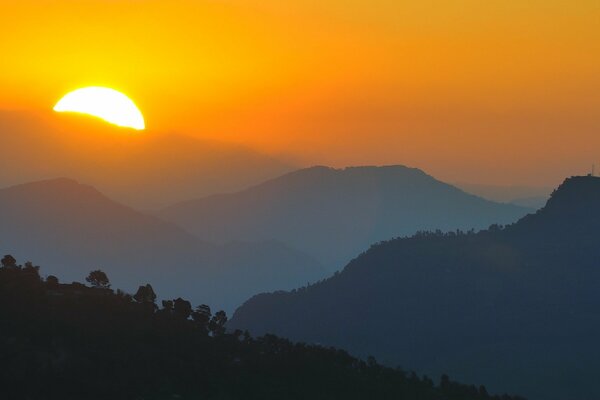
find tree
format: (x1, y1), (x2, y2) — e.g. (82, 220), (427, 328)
(479, 385), (489, 397)
(367, 355), (377, 368)
(161, 300), (174, 313)
(192, 304), (212, 331)
(116, 289), (133, 302)
(133, 284), (157, 304)
(440, 374), (451, 391)
(173, 297), (192, 320)
(85, 270), (110, 289)
(46, 275), (59, 288)
(23, 262), (40, 279)
(1, 255), (17, 269)
(209, 310), (228, 336)
(243, 330), (252, 343)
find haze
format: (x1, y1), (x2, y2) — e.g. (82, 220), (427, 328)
(2, 0), (599, 187)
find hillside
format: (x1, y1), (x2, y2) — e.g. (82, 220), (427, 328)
(159, 165), (530, 269)
(0, 263), (525, 400)
(230, 176), (600, 400)
(456, 183), (551, 209)
(0, 178), (323, 312)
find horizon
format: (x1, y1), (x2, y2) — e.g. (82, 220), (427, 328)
(0, 154), (556, 209)
(2, 1), (599, 187)
(0, 108), (593, 192)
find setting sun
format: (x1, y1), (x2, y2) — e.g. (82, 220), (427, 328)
(53, 87), (145, 130)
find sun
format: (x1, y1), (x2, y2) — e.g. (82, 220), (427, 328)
(53, 87), (145, 130)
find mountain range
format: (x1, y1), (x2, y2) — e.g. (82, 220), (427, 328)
(230, 175), (600, 400)
(0, 111), (292, 208)
(456, 182), (552, 209)
(0, 260), (525, 400)
(0, 166), (531, 313)
(0, 178), (322, 313)
(159, 165), (530, 269)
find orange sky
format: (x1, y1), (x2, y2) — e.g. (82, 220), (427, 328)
(1, 0), (599, 186)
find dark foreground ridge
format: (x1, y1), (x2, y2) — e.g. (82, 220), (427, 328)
(0, 259), (524, 400)
(230, 175), (600, 400)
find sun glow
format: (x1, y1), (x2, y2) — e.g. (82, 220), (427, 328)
(53, 87), (145, 130)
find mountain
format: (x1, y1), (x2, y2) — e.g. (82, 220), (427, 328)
(159, 165), (530, 269)
(0, 178), (322, 312)
(230, 176), (600, 400)
(456, 182), (551, 209)
(0, 266), (525, 400)
(0, 111), (293, 208)
(507, 195), (549, 209)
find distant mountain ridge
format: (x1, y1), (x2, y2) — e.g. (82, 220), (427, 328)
(159, 165), (531, 269)
(0, 111), (293, 208)
(456, 182), (551, 209)
(230, 175), (600, 400)
(0, 178), (323, 312)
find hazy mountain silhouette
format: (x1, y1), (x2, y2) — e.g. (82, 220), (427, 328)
(159, 165), (530, 269)
(0, 178), (322, 312)
(457, 182), (551, 210)
(230, 175), (600, 400)
(0, 111), (292, 208)
(507, 195), (549, 209)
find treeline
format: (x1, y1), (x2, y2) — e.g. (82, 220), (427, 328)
(0, 255), (525, 400)
(289, 225), (508, 294)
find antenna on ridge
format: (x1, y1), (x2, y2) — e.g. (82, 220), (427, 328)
(587, 164), (595, 177)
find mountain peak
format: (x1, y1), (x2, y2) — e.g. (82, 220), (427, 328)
(503, 175), (600, 236)
(160, 165), (529, 268)
(0, 177), (110, 205)
(526, 175), (600, 221)
(545, 175), (600, 210)
(229, 175), (600, 400)
(9, 177), (81, 187)
(297, 164), (426, 176)
(269, 165), (431, 188)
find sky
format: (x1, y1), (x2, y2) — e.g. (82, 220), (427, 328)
(1, 0), (599, 186)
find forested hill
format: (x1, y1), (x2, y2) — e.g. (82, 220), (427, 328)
(0, 259), (525, 400)
(230, 175), (600, 400)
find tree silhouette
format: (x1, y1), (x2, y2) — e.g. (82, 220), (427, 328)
(85, 270), (110, 289)
(192, 304), (212, 332)
(440, 374), (450, 390)
(133, 284), (157, 304)
(22, 261), (40, 279)
(209, 310), (228, 336)
(173, 297), (192, 320)
(479, 385), (489, 397)
(1, 254), (17, 268)
(161, 299), (174, 313)
(46, 275), (59, 288)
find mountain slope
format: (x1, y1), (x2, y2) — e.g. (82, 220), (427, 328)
(230, 176), (600, 400)
(0, 178), (322, 312)
(159, 165), (530, 269)
(0, 265), (525, 400)
(456, 182), (551, 210)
